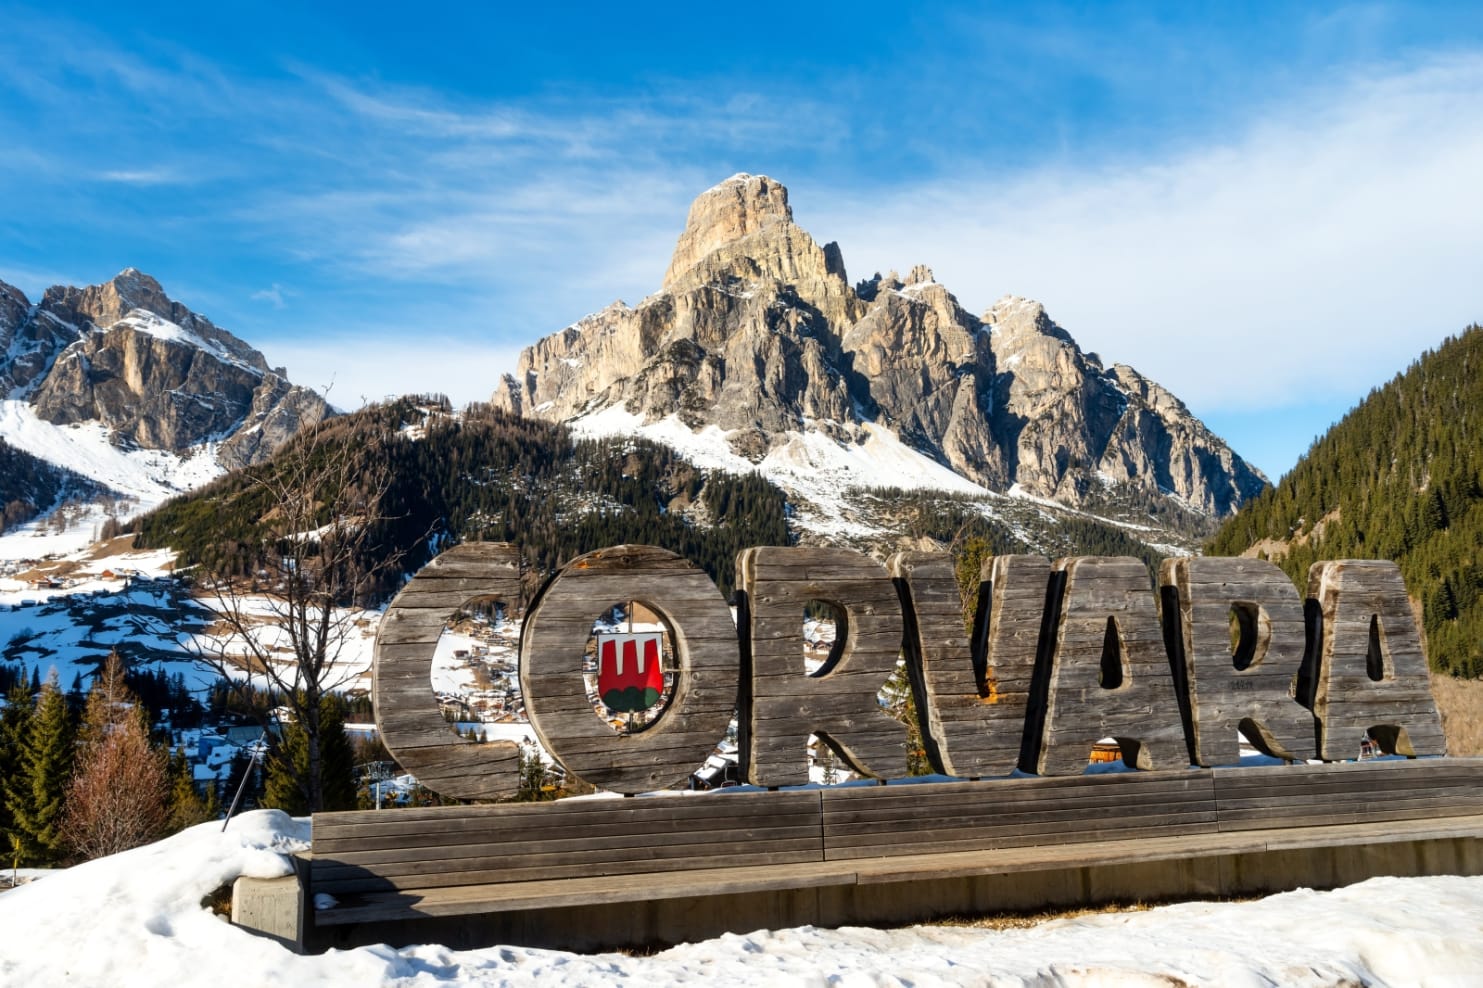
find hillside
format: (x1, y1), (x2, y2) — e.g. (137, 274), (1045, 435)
(0, 436), (97, 533)
(133, 398), (796, 600)
(134, 395), (1189, 602)
(1207, 324), (1483, 676)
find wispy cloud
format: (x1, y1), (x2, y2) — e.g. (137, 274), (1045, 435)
(95, 167), (187, 186)
(2, 7), (1479, 480)
(264, 336), (526, 412)
(808, 53), (1483, 416)
(250, 284), (287, 308)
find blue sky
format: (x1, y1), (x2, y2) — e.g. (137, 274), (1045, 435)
(2, 2), (1480, 480)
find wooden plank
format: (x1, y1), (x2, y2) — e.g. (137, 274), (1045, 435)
(314, 806), (823, 851)
(848, 813), (1483, 885)
(823, 807), (1221, 846)
(313, 843), (825, 894)
(315, 830), (825, 874)
(891, 552), (1045, 778)
(316, 819), (825, 861)
(818, 772), (1218, 860)
(1213, 757), (1483, 789)
(1033, 557), (1188, 774)
(315, 859), (865, 926)
(313, 791), (822, 846)
(519, 545), (739, 794)
(373, 542), (525, 801)
(739, 546), (908, 786)
(311, 790), (827, 894)
(1307, 560), (1446, 759)
(822, 794), (1219, 830)
(825, 820), (1221, 861)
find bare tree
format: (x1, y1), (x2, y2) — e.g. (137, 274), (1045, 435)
(62, 651), (169, 859)
(189, 415), (406, 813)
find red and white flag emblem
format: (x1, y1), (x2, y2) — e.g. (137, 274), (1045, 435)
(597, 632), (664, 712)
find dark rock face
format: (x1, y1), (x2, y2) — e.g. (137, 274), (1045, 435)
(496, 174), (1267, 519)
(2, 269), (329, 466)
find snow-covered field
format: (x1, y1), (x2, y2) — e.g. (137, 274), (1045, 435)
(1, 809), (1480, 987)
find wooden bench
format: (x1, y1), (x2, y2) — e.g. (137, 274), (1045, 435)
(302, 758), (1483, 951)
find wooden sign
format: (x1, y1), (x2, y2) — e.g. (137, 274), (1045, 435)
(373, 543), (1447, 799)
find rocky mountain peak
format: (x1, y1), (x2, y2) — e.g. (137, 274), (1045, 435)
(659, 174), (852, 308)
(499, 175), (1268, 523)
(0, 278), (31, 354)
(1, 270), (330, 469)
(983, 295), (1072, 343)
(905, 264), (935, 286)
(662, 174), (793, 287)
(40, 267), (171, 329)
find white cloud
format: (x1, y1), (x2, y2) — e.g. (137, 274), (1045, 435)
(802, 54), (1483, 415)
(95, 167), (185, 185)
(262, 336), (525, 410)
(249, 284), (287, 309)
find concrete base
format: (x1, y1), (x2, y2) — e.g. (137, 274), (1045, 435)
(305, 833), (1483, 953)
(232, 860), (307, 952)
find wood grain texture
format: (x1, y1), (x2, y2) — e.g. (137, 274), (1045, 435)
(1307, 560), (1447, 760)
(1213, 757), (1483, 831)
(309, 757), (1483, 926)
(519, 545), (739, 793)
(373, 542), (524, 801)
(820, 771), (1217, 860)
(892, 552), (1046, 778)
(738, 546), (908, 786)
(1034, 556), (1187, 775)
(311, 788), (824, 895)
(1161, 557), (1317, 765)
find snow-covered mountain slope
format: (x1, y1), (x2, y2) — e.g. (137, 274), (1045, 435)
(0, 400), (226, 504)
(573, 403), (1202, 554)
(574, 405), (989, 541)
(0, 269), (331, 523)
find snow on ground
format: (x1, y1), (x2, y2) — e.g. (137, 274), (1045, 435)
(573, 406), (989, 538)
(180, 593), (381, 694)
(570, 405), (1201, 554)
(0, 399), (227, 504)
(2, 809), (1481, 987)
(1, 560), (379, 699)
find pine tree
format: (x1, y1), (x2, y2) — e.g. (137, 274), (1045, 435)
(263, 695), (357, 815)
(6, 674), (75, 865)
(166, 747), (218, 831)
(61, 651), (170, 860)
(0, 683), (34, 848)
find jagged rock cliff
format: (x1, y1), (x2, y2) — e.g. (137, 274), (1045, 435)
(1, 269), (330, 468)
(494, 174), (1267, 518)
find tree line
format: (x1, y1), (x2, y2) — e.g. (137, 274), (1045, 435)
(0, 437), (98, 534)
(0, 653), (218, 867)
(1206, 324), (1483, 677)
(131, 399), (792, 603)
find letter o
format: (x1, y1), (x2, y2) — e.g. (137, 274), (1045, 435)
(520, 545), (739, 793)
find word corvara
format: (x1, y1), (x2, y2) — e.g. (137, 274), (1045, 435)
(372, 543), (1444, 800)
